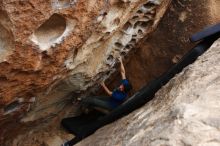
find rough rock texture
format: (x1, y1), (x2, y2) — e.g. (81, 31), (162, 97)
(0, 0), (220, 145)
(108, 0), (220, 95)
(0, 0), (170, 105)
(0, 0), (171, 145)
(77, 38), (220, 146)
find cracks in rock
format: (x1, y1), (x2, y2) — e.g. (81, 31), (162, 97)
(3, 100), (20, 115)
(150, 136), (170, 145)
(3, 97), (36, 116)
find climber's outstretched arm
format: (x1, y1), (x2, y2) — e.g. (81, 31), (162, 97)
(119, 57), (126, 80)
(100, 81), (112, 96)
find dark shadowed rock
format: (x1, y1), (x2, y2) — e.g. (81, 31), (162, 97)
(77, 38), (220, 146)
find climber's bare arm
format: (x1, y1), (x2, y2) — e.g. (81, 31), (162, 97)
(119, 57), (126, 79)
(100, 81), (112, 96)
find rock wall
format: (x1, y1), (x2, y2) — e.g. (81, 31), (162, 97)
(0, 0), (170, 105)
(108, 0), (220, 94)
(0, 0), (171, 145)
(77, 38), (220, 146)
(0, 0), (220, 145)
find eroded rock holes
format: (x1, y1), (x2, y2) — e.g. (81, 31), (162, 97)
(106, 55), (115, 66)
(115, 42), (123, 48)
(108, 1), (158, 59)
(30, 14), (67, 51)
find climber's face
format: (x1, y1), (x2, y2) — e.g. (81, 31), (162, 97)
(119, 84), (125, 91)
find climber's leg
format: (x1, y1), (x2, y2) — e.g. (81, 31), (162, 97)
(81, 96), (114, 111)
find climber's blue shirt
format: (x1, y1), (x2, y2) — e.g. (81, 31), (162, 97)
(112, 89), (127, 101)
(110, 79), (129, 108)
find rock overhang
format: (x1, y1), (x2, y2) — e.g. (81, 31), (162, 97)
(0, 0), (188, 145)
(0, 0), (220, 145)
(0, 0), (172, 124)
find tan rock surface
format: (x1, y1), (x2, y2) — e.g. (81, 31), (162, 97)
(0, 0), (170, 105)
(77, 38), (220, 146)
(0, 0), (171, 145)
(0, 0), (220, 145)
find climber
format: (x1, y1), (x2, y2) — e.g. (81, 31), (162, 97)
(62, 57), (132, 146)
(81, 56), (132, 113)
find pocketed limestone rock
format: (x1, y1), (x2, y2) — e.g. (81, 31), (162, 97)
(1, 0), (220, 145)
(0, 0), (171, 145)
